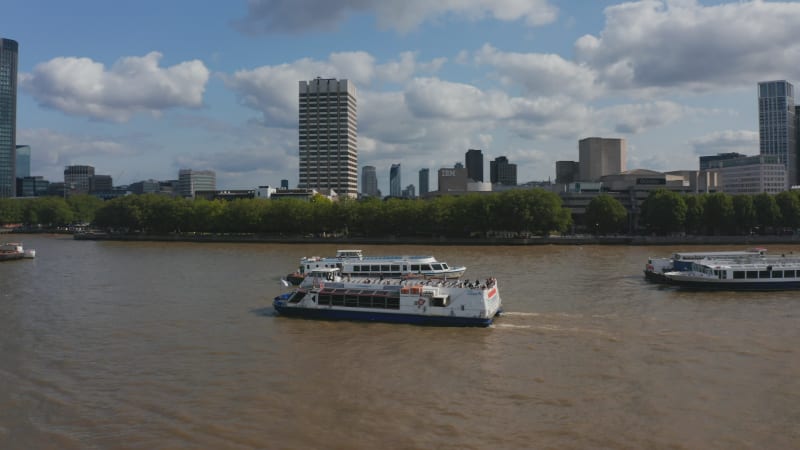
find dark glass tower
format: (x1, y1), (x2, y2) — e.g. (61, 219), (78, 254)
(758, 80), (796, 186)
(465, 149), (483, 182)
(0, 38), (18, 197)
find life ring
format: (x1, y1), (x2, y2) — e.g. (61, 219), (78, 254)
(416, 298), (425, 307)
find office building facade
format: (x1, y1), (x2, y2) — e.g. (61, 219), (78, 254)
(389, 163), (401, 197)
(15, 144), (29, 179)
(490, 156), (517, 186)
(465, 149), (484, 182)
(758, 80), (797, 187)
(419, 168), (429, 196)
(0, 38), (18, 197)
(298, 78), (358, 198)
(361, 165), (379, 197)
(178, 169), (216, 198)
(709, 154), (787, 194)
(578, 137), (626, 181)
(64, 165), (95, 194)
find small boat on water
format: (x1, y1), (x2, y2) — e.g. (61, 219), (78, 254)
(285, 249), (467, 285)
(274, 267), (502, 327)
(663, 255), (800, 290)
(644, 248), (767, 283)
(0, 242), (35, 261)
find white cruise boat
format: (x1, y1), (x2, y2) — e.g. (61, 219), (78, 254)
(0, 242), (34, 262)
(285, 249), (467, 285)
(663, 255), (800, 290)
(644, 248), (766, 283)
(274, 268), (501, 326)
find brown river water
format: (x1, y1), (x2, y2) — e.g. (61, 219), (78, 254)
(0, 235), (798, 449)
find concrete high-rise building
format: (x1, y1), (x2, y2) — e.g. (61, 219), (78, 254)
(419, 168), (429, 196)
(89, 174), (113, 193)
(298, 78), (358, 198)
(465, 149), (484, 182)
(758, 80), (797, 186)
(64, 165), (95, 194)
(490, 156), (517, 186)
(0, 38), (18, 198)
(361, 165), (379, 197)
(578, 137), (626, 181)
(178, 169), (216, 198)
(15, 145), (30, 179)
(438, 166), (469, 192)
(390, 163), (401, 197)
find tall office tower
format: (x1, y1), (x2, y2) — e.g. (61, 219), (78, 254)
(465, 149), (484, 182)
(64, 165), (95, 194)
(361, 165), (379, 197)
(280, 179), (289, 189)
(298, 78), (358, 198)
(578, 137), (626, 181)
(490, 156), (517, 186)
(0, 38), (18, 197)
(178, 169), (216, 198)
(389, 163), (401, 197)
(89, 174), (113, 193)
(15, 145), (30, 179)
(418, 168), (429, 196)
(758, 80), (797, 187)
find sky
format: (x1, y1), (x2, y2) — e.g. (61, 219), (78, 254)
(5, 0), (800, 194)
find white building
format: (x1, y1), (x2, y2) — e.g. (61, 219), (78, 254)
(178, 169), (216, 198)
(709, 155), (787, 194)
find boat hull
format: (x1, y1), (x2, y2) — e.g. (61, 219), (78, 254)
(664, 279), (800, 291)
(273, 294), (496, 327)
(0, 253), (24, 261)
(643, 270), (671, 284)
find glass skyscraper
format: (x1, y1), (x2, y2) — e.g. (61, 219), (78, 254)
(465, 149), (484, 182)
(418, 168), (429, 196)
(15, 145), (30, 178)
(361, 165), (379, 197)
(298, 78), (358, 198)
(390, 163), (401, 197)
(0, 38), (18, 197)
(758, 80), (797, 187)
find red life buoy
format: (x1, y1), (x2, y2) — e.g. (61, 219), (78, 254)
(417, 298), (425, 307)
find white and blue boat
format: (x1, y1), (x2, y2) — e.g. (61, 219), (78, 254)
(274, 268), (502, 327)
(644, 248), (767, 283)
(663, 256), (800, 290)
(286, 249), (467, 285)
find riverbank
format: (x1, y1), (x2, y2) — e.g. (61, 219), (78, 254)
(71, 232), (800, 246)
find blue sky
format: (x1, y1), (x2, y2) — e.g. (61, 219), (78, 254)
(4, 0), (799, 193)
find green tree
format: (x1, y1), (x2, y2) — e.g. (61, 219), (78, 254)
(703, 192), (735, 235)
(732, 195), (757, 235)
(775, 191), (800, 230)
(67, 194), (103, 224)
(584, 194), (627, 235)
(640, 189), (687, 234)
(0, 198), (23, 225)
(753, 192), (781, 234)
(683, 194), (705, 235)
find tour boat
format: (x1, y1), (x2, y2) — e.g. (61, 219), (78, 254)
(285, 249), (467, 285)
(0, 242), (34, 261)
(663, 255), (800, 290)
(644, 248), (767, 283)
(274, 268), (501, 327)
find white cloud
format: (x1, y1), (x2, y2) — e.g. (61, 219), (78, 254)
(20, 52), (210, 122)
(599, 101), (687, 134)
(473, 44), (600, 99)
(575, 0), (800, 94)
(233, 0), (557, 34)
(689, 129), (759, 155)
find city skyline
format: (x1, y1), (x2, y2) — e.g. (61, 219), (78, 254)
(5, 1), (800, 195)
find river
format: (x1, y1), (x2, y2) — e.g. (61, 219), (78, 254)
(1, 235), (798, 449)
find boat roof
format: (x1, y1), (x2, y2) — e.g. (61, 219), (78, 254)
(672, 249), (766, 259)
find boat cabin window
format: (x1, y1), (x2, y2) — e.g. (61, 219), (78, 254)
(371, 265), (380, 271)
(403, 265), (407, 271)
(410, 264), (420, 271)
(288, 291), (306, 303)
(432, 264), (443, 270)
(746, 271), (758, 279)
(784, 270), (796, 278)
(759, 270), (770, 278)
(381, 264), (390, 272)
(772, 270), (784, 278)
(442, 263), (449, 269)
(733, 271), (745, 279)
(421, 264), (432, 271)
(391, 264), (400, 271)
(430, 295), (450, 307)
